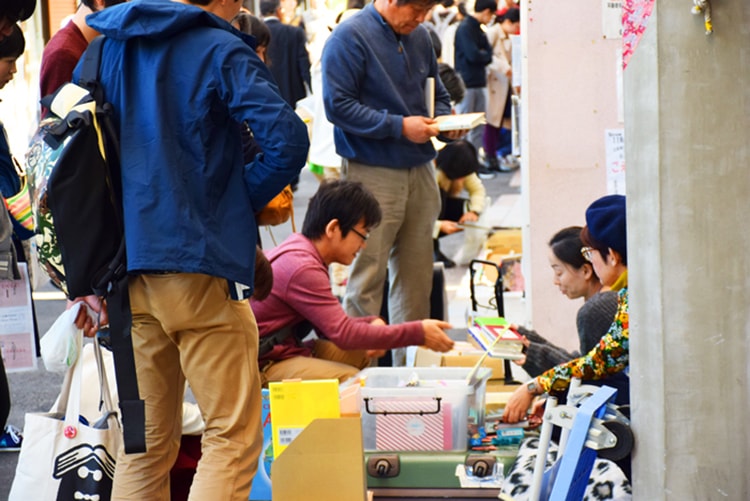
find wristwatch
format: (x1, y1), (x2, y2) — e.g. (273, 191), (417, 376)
(526, 379), (540, 395)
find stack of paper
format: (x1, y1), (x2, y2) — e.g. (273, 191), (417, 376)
(468, 316), (524, 360)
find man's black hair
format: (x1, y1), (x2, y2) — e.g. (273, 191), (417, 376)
(260, 0), (281, 17)
(302, 180), (382, 240)
(0, 23), (25, 59)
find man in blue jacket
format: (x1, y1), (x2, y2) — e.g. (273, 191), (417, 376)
(322, 0), (464, 366)
(454, 0), (497, 160)
(79, 0), (309, 498)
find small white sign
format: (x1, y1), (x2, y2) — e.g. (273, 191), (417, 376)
(605, 129), (626, 195)
(0, 263), (37, 372)
(603, 0), (623, 39)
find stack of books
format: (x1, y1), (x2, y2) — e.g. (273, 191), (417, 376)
(468, 316), (525, 360)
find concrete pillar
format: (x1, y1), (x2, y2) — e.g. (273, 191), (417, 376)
(626, 1), (750, 498)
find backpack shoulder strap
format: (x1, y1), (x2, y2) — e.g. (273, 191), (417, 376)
(78, 36), (106, 101)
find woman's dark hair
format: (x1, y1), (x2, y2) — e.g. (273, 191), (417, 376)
(0, 23), (24, 59)
(457, 1), (469, 17)
(436, 139), (479, 180)
(580, 225), (626, 265)
(548, 226), (596, 275)
(497, 7), (520, 24)
(233, 12), (271, 49)
(302, 180), (382, 240)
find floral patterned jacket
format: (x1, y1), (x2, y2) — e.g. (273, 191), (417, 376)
(538, 271), (629, 393)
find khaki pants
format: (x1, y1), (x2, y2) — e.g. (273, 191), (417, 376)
(112, 273), (262, 501)
(261, 340), (370, 386)
(342, 161), (441, 366)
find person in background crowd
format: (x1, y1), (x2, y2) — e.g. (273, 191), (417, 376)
(432, 139), (488, 268)
(483, 7), (519, 172)
(233, 11), (271, 63)
(252, 180), (454, 384)
(261, 0), (311, 193)
(0, 22), (30, 453)
(260, 0), (311, 108)
(454, 0), (496, 159)
(75, 0), (309, 498)
(322, 0), (465, 367)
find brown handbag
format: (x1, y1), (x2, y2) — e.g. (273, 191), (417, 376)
(256, 184), (295, 229)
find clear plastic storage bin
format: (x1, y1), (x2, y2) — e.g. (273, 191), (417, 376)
(354, 367), (491, 452)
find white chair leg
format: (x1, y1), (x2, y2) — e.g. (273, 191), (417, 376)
(528, 396), (558, 501)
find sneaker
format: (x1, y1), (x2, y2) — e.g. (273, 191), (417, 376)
(477, 166), (497, 180)
(484, 156), (501, 172)
(498, 154), (520, 172)
(0, 424), (23, 452)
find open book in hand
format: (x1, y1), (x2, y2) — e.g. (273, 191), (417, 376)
(468, 316), (525, 360)
(435, 112), (486, 132)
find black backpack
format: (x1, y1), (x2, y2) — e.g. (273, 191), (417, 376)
(27, 36), (146, 454)
(28, 37), (124, 299)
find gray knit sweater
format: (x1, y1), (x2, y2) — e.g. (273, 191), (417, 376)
(519, 291), (619, 378)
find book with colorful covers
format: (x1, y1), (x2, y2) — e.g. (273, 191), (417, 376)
(468, 316), (525, 360)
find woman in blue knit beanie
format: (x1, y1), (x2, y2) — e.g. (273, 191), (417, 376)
(504, 194), (629, 420)
(502, 194), (632, 482)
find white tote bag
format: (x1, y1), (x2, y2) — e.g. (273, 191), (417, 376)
(9, 336), (122, 500)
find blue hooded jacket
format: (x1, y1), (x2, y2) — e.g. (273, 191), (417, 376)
(78, 0), (309, 289)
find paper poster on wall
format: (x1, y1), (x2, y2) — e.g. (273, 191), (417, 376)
(602, 0), (623, 39)
(510, 35), (521, 89)
(605, 129), (626, 195)
(0, 263), (37, 372)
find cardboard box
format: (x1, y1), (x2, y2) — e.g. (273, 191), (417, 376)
(414, 344), (505, 381)
(271, 418), (367, 501)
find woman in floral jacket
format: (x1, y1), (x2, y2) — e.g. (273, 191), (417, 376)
(503, 194), (630, 423)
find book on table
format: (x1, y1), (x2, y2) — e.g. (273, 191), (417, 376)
(468, 316), (525, 360)
(434, 112), (486, 131)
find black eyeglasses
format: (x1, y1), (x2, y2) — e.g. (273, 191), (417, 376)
(351, 228), (369, 242)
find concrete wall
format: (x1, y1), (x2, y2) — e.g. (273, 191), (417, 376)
(626, 1), (750, 498)
(522, 1), (621, 350)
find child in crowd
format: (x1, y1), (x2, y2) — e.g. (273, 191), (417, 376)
(433, 139), (489, 267)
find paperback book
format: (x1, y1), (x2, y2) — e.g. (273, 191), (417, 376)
(468, 316), (525, 360)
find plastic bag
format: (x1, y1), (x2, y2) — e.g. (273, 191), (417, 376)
(40, 302), (92, 372)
